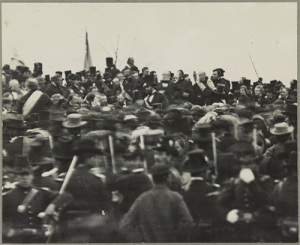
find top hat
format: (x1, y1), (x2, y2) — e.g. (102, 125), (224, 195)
(62, 114), (87, 128)
(106, 57), (114, 65)
(270, 80), (277, 85)
(45, 75), (51, 84)
(282, 104), (297, 115)
(144, 75), (158, 87)
(53, 136), (74, 159)
(243, 79), (251, 89)
(64, 70), (72, 79)
(231, 81), (239, 91)
(34, 62), (43, 72)
(270, 122), (294, 135)
(11, 155), (33, 175)
(213, 83), (226, 94)
(89, 66), (97, 75)
(183, 149), (210, 173)
(55, 71), (63, 76)
(192, 123), (212, 142)
(150, 164), (169, 176)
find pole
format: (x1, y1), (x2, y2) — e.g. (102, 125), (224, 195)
(139, 135), (148, 174)
(253, 126), (258, 154)
(211, 132), (218, 177)
(59, 155), (78, 194)
(108, 135), (117, 174)
(248, 53), (260, 79)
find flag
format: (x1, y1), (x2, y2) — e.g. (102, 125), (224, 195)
(84, 32), (92, 70)
(10, 48), (26, 70)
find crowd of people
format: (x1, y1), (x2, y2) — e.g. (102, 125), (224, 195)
(2, 57), (298, 243)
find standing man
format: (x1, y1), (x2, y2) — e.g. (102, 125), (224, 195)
(253, 85), (270, 108)
(105, 57), (120, 79)
(193, 71), (212, 106)
(143, 76), (169, 109)
(119, 165), (194, 242)
(174, 70), (194, 103)
(2, 155), (72, 243)
(45, 75), (64, 99)
(211, 68), (230, 98)
(17, 79), (53, 116)
(122, 57), (139, 74)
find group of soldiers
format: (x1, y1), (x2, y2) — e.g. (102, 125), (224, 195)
(2, 57), (298, 243)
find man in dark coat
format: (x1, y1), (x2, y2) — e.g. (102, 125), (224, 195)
(144, 76), (169, 109)
(182, 149), (218, 242)
(64, 138), (111, 212)
(44, 75), (65, 99)
(119, 165), (194, 242)
(17, 78), (53, 116)
(253, 85), (271, 108)
(104, 57), (120, 79)
(122, 57), (139, 73)
(174, 70), (194, 103)
(2, 155), (72, 243)
(211, 68), (230, 95)
(193, 71), (213, 106)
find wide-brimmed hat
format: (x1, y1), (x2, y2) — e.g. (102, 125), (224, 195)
(62, 113), (87, 128)
(270, 122), (294, 135)
(213, 84), (226, 94)
(183, 149), (210, 173)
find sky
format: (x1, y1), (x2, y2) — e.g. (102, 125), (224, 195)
(2, 2), (297, 85)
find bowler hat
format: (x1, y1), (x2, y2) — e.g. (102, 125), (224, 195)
(270, 122), (294, 135)
(53, 136), (74, 159)
(62, 113), (87, 128)
(150, 164), (169, 176)
(183, 149), (210, 173)
(11, 155), (33, 175)
(213, 84), (226, 94)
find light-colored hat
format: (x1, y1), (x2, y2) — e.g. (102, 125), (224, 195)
(270, 122), (294, 135)
(62, 113), (87, 128)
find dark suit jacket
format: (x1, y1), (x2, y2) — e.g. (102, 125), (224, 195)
(65, 165), (111, 212)
(183, 179), (216, 222)
(145, 91), (169, 109)
(45, 83), (63, 98)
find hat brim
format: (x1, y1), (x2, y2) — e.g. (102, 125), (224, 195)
(212, 90), (226, 95)
(62, 121), (87, 128)
(270, 126), (294, 135)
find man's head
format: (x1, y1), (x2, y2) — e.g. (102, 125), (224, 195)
(142, 67), (150, 76)
(16, 173), (33, 188)
(162, 71), (171, 81)
(122, 69), (130, 78)
(116, 93), (125, 103)
(9, 79), (20, 91)
(212, 68), (225, 80)
(117, 73), (125, 81)
(51, 75), (63, 86)
(131, 71), (139, 80)
(150, 165), (170, 185)
(145, 84), (155, 95)
(280, 86), (289, 99)
(254, 85), (264, 97)
(240, 85), (247, 96)
(198, 71), (206, 82)
(112, 78), (120, 87)
(25, 78), (38, 90)
(127, 57), (135, 66)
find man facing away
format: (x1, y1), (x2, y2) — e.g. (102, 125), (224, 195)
(119, 165), (194, 243)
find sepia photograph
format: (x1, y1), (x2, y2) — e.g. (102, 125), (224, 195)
(1, 2), (298, 243)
